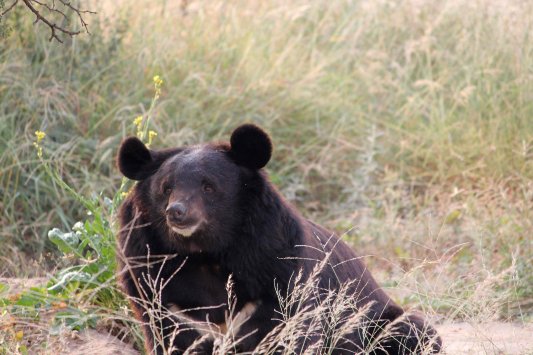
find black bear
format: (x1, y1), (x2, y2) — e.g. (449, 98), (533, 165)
(117, 124), (442, 354)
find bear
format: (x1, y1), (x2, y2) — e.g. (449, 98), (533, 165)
(116, 124), (442, 354)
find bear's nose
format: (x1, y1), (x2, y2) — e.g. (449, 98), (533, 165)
(166, 202), (188, 223)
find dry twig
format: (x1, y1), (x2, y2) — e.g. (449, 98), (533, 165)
(2, 0), (95, 43)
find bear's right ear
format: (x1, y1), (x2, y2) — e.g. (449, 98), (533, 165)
(229, 124), (272, 170)
(117, 137), (159, 180)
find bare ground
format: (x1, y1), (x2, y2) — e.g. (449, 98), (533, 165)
(437, 322), (533, 355)
(53, 321), (533, 355)
(58, 329), (138, 355)
(2, 278), (533, 354)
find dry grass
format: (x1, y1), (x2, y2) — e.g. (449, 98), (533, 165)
(115, 244), (440, 354)
(0, 0), (532, 353)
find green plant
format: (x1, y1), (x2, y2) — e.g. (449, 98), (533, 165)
(0, 2), (531, 352)
(0, 75), (165, 353)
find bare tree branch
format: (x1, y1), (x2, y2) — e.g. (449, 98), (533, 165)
(2, 0), (95, 43)
(58, 0), (93, 34)
(32, 0), (68, 22)
(1, 0), (19, 17)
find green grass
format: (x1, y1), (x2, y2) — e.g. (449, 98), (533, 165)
(0, 0), (531, 335)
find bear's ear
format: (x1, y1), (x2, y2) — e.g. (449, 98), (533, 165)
(117, 137), (159, 180)
(229, 124), (272, 170)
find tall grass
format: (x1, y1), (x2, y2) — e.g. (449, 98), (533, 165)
(0, 0), (531, 322)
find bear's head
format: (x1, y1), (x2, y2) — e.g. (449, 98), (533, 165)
(117, 124), (272, 253)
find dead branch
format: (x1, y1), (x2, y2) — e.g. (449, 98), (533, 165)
(2, 0), (95, 43)
(1, 0), (19, 16)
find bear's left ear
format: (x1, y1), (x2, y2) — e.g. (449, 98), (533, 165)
(117, 137), (157, 180)
(229, 124), (272, 170)
(118, 137), (184, 180)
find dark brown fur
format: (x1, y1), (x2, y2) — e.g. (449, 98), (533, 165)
(116, 124), (442, 354)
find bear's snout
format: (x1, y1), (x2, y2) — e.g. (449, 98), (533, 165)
(166, 202), (188, 224)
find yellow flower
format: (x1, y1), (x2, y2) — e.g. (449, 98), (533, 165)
(15, 330), (23, 341)
(35, 130), (46, 143)
(134, 116), (145, 139)
(133, 116), (143, 127)
(147, 130), (158, 146)
(33, 130), (46, 158)
(153, 75), (163, 87)
(120, 191), (129, 199)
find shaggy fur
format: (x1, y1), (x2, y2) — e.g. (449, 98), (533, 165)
(116, 124), (442, 354)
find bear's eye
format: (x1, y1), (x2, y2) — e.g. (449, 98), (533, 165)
(163, 186), (172, 196)
(202, 181), (215, 193)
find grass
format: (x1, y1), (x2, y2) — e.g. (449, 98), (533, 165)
(0, 0), (532, 352)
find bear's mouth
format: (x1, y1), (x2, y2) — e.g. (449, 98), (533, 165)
(170, 225), (198, 238)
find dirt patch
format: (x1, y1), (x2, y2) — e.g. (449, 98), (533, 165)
(60, 329), (138, 355)
(437, 321), (533, 355)
(22, 321), (533, 354)
(3, 278), (533, 354)
(0, 277), (49, 295)
(1, 277), (138, 354)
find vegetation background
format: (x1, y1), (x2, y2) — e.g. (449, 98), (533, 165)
(0, 0), (532, 353)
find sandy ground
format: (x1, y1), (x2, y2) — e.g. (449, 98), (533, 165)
(0, 277), (49, 295)
(2, 278), (533, 354)
(60, 329), (138, 355)
(58, 322), (533, 355)
(437, 322), (533, 355)
(41, 321), (533, 354)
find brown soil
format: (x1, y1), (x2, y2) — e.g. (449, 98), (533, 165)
(437, 321), (533, 355)
(60, 329), (138, 355)
(2, 278), (533, 354)
(41, 321), (533, 354)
